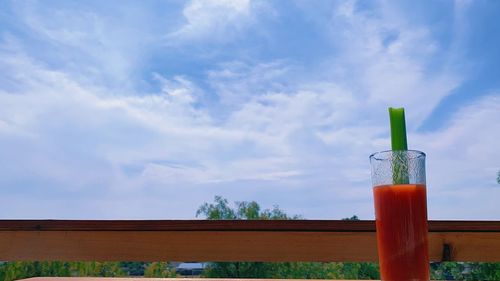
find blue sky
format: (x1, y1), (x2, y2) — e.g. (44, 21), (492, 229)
(1, 0), (499, 219)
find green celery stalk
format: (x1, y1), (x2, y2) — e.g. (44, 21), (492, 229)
(389, 107), (409, 184)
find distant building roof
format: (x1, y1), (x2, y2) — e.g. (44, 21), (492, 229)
(176, 262), (205, 270)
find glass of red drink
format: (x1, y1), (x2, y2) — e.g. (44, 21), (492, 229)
(370, 150), (429, 281)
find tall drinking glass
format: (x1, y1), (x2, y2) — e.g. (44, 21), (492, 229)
(370, 150), (429, 281)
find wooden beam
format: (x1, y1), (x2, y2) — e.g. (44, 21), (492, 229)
(2, 220), (500, 232)
(1, 220), (500, 262)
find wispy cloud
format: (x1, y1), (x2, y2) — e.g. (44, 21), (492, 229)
(167, 0), (264, 43)
(0, 0), (498, 219)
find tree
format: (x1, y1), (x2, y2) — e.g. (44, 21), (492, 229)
(468, 263), (500, 280)
(119, 262), (147, 276)
(342, 215), (359, 221)
(497, 171), (500, 184)
(197, 196), (379, 279)
(0, 261), (126, 281)
(143, 262), (177, 277)
(431, 262), (500, 280)
(198, 196), (303, 278)
(196, 195), (301, 220)
(268, 262), (343, 279)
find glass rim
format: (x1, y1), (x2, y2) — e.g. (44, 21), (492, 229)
(369, 149), (426, 161)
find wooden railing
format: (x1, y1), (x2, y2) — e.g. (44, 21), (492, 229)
(1, 220), (500, 262)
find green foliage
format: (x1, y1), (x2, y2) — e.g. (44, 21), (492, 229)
(339, 263), (380, 279)
(0, 261), (163, 280)
(143, 262), (177, 277)
(196, 195), (302, 220)
(0, 261), (126, 281)
(202, 261), (379, 279)
(342, 215), (360, 221)
(431, 262), (500, 280)
(468, 263), (500, 280)
(196, 196), (237, 219)
(198, 196), (377, 279)
(119, 261), (146, 276)
(497, 170), (500, 184)
(268, 262), (343, 279)
(202, 262), (269, 278)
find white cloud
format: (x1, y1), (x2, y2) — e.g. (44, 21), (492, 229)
(207, 61), (291, 106)
(321, 0), (461, 128)
(10, 1), (161, 89)
(0, 0), (498, 220)
(414, 95), (500, 219)
(168, 0), (260, 42)
(0, 46), (298, 192)
(416, 95), (500, 189)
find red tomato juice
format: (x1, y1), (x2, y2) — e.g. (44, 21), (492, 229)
(373, 184), (430, 281)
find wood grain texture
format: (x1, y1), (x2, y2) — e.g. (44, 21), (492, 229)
(1, 220), (500, 232)
(0, 220), (376, 232)
(1, 220), (500, 262)
(1, 231), (500, 262)
(0, 231), (377, 262)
